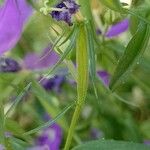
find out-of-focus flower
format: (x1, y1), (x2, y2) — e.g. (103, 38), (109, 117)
(5, 131), (12, 138)
(0, 0), (32, 55)
(51, 0), (79, 25)
(90, 128), (104, 140)
(0, 144), (5, 150)
(24, 47), (59, 71)
(97, 70), (110, 86)
(144, 140), (150, 146)
(0, 57), (21, 72)
(28, 145), (50, 150)
(29, 115), (62, 150)
(24, 46), (65, 92)
(105, 19), (129, 38)
(40, 75), (65, 92)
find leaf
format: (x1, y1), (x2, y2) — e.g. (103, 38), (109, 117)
(72, 140), (150, 150)
(5, 119), (30, 140)
(23, 102), (74, 136)
(40, 25), (78, 81)
(99, 0), (123, 12)
(79, 0), (93, 20)
(32, 81), (68, 130)
(86, 22), (98, 98)
(110, 21), (150, 90)
(5, 82), (32, 118)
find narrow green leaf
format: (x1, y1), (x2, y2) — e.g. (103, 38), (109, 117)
(99, 0), (123, 11)
(79, 0), (93, 20)
(5, 119), (30, 141)
(23, 102), (74, 136)
(86, 22), (98, 98)
(5, 82), (32, 118)
(110, 22), (150, 90)
(40, 26), (78, 82)
(72, 140), (150, 150)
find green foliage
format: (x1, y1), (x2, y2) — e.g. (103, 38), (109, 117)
(110, 21), (150, 90)
(72, 140), (150, 150)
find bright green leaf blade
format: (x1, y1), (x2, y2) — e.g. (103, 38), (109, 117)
(110, 22), (150, 90)
(72, 140), (150, 150)
(23, 102), (74, 136)
(99, 0), (123, 11)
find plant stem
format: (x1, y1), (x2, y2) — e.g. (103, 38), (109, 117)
(0, 100), (5, 145)
(64, 102), (83, 150)
(64, 23), (88, 150)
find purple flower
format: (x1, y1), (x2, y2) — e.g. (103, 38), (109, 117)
(0, 57), (21, 72)
(51, 0), (79, 25)
(24, 47), (59, 70)
(40, 75), (65, 92)
(0, 0), (32, 56)
(105, 19), (129, 38)
(97, 70), (110, 86)
(29, 115), (62, 150)
(144, 140), (150, 146)
(0, 145), (5, 150)
(90, 128), (104, 140)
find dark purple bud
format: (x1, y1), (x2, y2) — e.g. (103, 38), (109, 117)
(40, 75), (65, 92)
(96, 28), (102, 35)
(0, 57), (21, 72)
(51, 0), (79, 25)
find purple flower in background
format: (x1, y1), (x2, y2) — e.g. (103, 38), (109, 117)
(51, 0), (79, 25)
(36, 125), (62, 150)
(0, 0), (32, 56)
(97, 70), (110, 86)
(24, 47), (59, 70)
(90, 128), (104, 140)
(0, 145), (5, 150)
(144, 140), (150, 146)
(29, 115), (62, 150)
(105, 19), (129, 38)
(0, 57), (21, 72)
(40, 75), (65, 92)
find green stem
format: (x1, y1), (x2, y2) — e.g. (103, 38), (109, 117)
(0, 100), (5, 145)
(64, 23), (89, 150)
(64, 102), (83, 150)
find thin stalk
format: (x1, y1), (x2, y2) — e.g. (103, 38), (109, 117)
(0, 100), (5, 145)
(64, 23), (89, 150)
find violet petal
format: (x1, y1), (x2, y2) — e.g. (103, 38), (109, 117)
(0, 0), (32, 55)
(97, 70), (110, 86)
(105, 19), (129, 38)
(24, 47), (59, 70)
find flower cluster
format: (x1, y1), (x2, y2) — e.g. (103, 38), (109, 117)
(51, 0), (79, 25)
